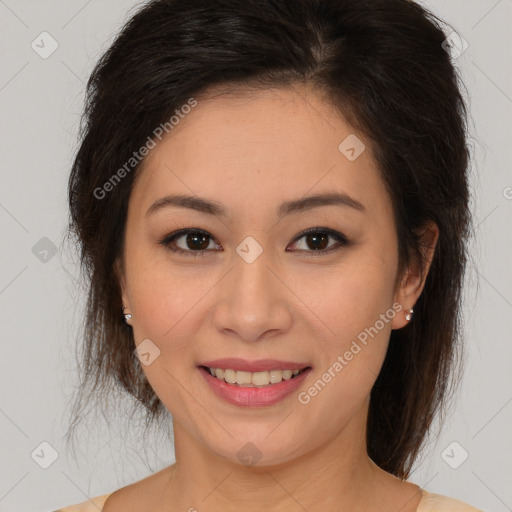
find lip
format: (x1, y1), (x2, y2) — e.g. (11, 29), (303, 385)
(198, 365), (313, 407)
(199, 358), (311, 372)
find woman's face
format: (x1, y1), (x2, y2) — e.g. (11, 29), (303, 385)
(118, 84), (426, 467)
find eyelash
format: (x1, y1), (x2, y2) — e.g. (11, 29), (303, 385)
(158, 227), (350, 258)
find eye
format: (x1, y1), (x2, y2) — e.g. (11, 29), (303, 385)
(159, 227), (349, 257)
(159, 229), (221, 257)
(287, 227), (349, 255)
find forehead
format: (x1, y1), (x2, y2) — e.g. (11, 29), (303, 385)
(130, 84), (389, 221)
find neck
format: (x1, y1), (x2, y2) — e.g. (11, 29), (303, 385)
(166, 404), (383, 512)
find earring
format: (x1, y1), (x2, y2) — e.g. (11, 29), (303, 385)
(122, 306), (132, 322)
(404, 308), (414, 321)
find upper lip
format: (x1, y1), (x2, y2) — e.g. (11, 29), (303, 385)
(199, 358), (312, 372)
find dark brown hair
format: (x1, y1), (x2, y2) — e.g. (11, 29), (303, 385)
(65, 0), (473, 479)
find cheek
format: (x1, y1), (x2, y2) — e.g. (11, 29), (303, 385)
(125, 237), (202, 334)
(296, 250), (398, 403)
(300, 258), (396, 342)
(296, 263), (396, 425)
(129, 274), (202, 350)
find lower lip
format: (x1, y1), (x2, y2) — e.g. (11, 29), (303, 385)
(198, 366), (312, 407)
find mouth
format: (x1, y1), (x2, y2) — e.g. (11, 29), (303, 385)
(198, 365), (312, 388)
(197, 362), (313, 407)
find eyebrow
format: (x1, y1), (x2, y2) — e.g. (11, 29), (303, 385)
(146, 192), (366, 219)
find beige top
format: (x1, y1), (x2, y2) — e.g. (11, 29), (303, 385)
(53, 488), (484, 511)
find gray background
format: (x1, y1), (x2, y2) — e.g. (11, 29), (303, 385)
(0, 1), (511, 510)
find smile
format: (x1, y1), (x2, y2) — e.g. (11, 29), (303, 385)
(198, 364), (313, 407)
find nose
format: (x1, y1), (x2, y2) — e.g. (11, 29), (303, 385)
(212, 247), (293, 343)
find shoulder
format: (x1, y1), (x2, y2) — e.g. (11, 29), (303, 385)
(51, 493), (113, 512)
(419, 490), (485, 512)
(54, 465), (174, 512)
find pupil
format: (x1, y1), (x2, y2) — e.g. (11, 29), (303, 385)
(307, 232), (328, 250)
(187, 233), (209, 250)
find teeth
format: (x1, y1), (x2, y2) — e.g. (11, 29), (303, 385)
(224, 369), (237, 384)
(282, 369), (293, 380)
(206, 367), (306, 387)
(236, 371), (252, 386)
(269, 370), (283, 384)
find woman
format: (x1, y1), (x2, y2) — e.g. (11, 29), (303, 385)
(55, 0), (482, 510)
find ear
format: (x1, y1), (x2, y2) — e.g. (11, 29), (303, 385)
(392, 221), (439, 330)
(114, 257), (130, 310)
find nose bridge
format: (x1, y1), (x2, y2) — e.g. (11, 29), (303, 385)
(231, 229), (275, 298)
(213, 241), (292, 341)
(231, 243), (277, 313)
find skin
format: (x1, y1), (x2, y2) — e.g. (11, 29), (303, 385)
(109, 82), (439, 512)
